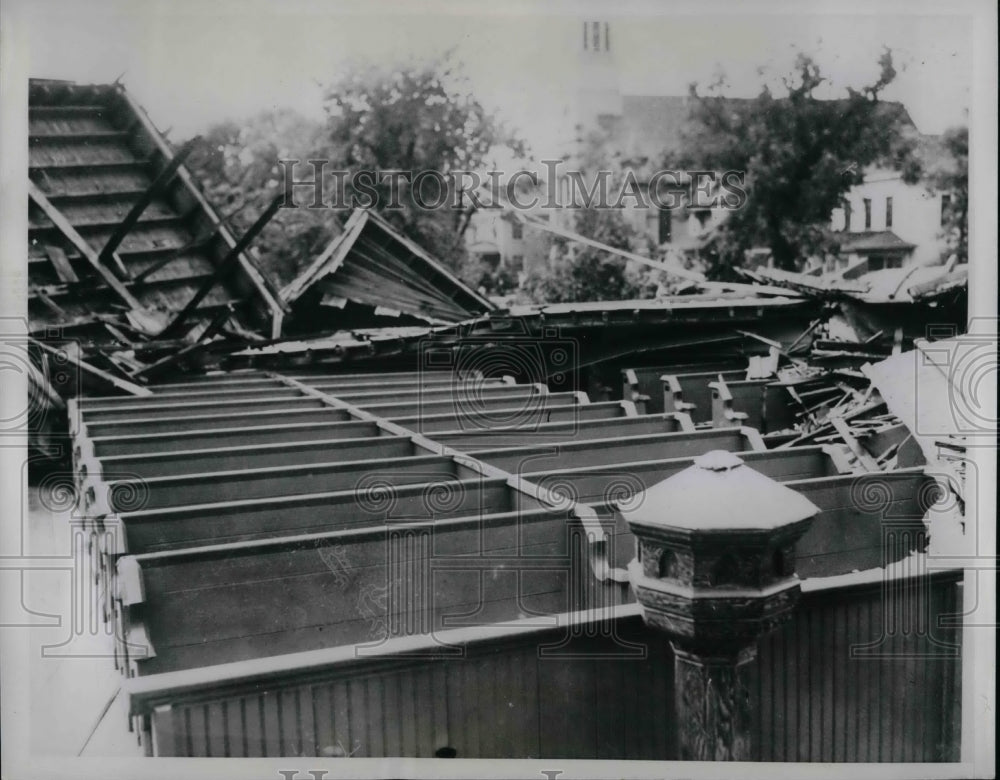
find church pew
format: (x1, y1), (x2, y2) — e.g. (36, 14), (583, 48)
(526, 445), (843, 505)
(283, 369), (477, 383)
(96, 454), (468, 512)
(390, 399), (618, 433)
(661, 368), (747, 421)
(76, 405), (352, 439)
(431, 411), (691, 450)
(709, 377), (807, 434)
(106, 474), (515, 556)
(522, 445), (846, 569)
(470, 426), (766, 473)
(78, 382), (301, 408)
(709, 377), (770, 429)
(76, 395), (328, 426)
(783, 467), (932, 578)
(87, 434), (417, 483)
(623, 362), (743, 415)
(355, 390), (583, 419)
(115, 505), (622, 676)
(85, 417), (381, 459)
(306, 375), (513, 397)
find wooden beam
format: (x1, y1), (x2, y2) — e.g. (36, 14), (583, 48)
(519, 213), (708, 283)
(29, 337), (152, 396)
(159, 193), (285, 340)
(132, 306), (233, 380)
(28, 181), (144, 311)
(829, 415), (879, 472)
(98, 137), (200, 269)
(43, 244), (79, 283)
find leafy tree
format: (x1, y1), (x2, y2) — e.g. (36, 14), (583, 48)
(186, 55), (526, 284)
(321, 52), (526, 270)
(671, 50), (921, 276)
(185, 110), (334, 285)
(522, 206), (647, 303)
(924, 126), (968, 263)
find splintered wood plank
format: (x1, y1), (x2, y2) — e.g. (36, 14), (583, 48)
(28, 181), (141, 309)
(43, 244), (79, 283)
(30, 336), (151, 396)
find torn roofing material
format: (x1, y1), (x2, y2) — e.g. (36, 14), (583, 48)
(280, 209), (496, 329)
(28, 79), (284, 343)
(862, 335), (993, 470)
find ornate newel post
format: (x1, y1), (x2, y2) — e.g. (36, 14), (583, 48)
(622, 450), (820, 761)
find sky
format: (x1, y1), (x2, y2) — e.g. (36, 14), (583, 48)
(14, 0), (973, 158)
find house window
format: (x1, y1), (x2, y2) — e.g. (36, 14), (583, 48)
(658, 208), (672, 244)
(511, 222), (523, 240)
(863, 198), (872, 230)
(592, 21), (600, 51)
(885, 197), (893, 229)
(941, 194), (951, 226)
(843, 200), (852, 231)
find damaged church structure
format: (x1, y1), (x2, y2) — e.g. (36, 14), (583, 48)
(18, 77), (979, 762)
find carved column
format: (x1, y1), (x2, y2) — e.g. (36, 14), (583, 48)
(622, 450), (820, 761)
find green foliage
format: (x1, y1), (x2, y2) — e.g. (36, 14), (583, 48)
(185, 54), (525, 285)
(924, 126), (968, 263)
(522, 206), (647, 303)
(672, 50), (921, 275)
(186, 111), (335, 286)
(321, 52), (526, 270)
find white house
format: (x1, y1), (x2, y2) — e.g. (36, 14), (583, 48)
(829, 154), (953, 275)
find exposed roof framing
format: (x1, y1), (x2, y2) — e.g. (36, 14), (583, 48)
(281, 209), (496, 329)
(28, 79), (285, 344)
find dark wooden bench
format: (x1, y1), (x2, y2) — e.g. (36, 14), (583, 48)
(76, 404), (352, 439)
(95, 453), (468, 512)
(390, 398), (617, 433)
(115, 505), (625, 676)
(660, 369), (747, 422)
(432, 411), (692, 450)
(86, 434), (418, 487)
(106, 473), (515, 555)
(84, 417), (381, 459)
(469, 426), (766, 473)
(623, 363), (743, 415)
(76, 395), (328, 426)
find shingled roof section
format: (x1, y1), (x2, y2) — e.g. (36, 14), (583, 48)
(838, 230), (917, 254)
(28, 79), (285, 345)
(280, 208), (496, 332)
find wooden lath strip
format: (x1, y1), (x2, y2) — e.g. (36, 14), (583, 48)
(352, 232), (469, 304)
(28, 180), (143, 311)
(325, 264), (470, 321)
(334, 245), (471, 312)
(364, 209), (495, 311)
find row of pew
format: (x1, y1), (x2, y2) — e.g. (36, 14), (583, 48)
(68, 366), (934, 756)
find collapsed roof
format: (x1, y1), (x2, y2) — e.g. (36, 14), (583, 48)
(280, 209), (496, 331)
(28, 79), (285, 345)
